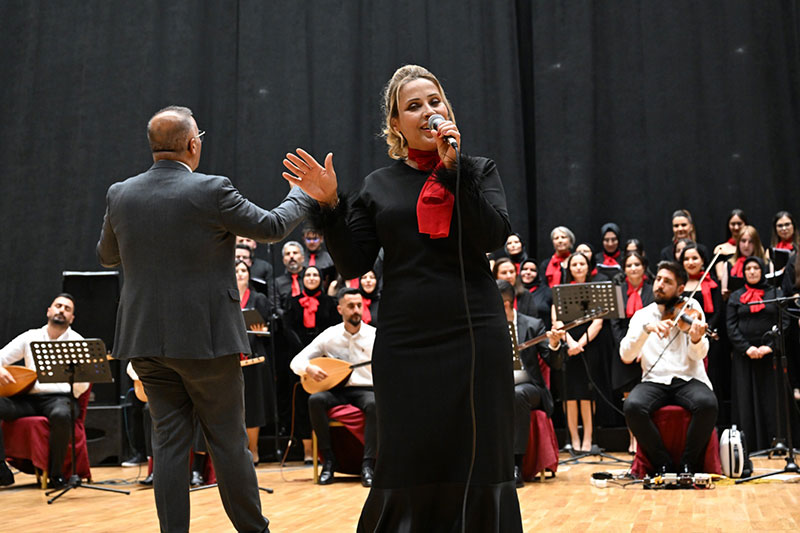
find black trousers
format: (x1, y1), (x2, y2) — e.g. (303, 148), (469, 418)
(624, 378), (718, 472)
(308, 386), (377, 463)
(132, 355), (268, 533)
(513, 382), (544, 455)
(0, 393), (77, 476)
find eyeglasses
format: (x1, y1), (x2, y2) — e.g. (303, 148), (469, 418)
(194, 130), (206, 142)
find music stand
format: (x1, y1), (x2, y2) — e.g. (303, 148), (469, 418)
(552, 282), (630, 465)
(29, 339), (131, 503)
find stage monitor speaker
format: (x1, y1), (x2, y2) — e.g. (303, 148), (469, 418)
(63, 270), (122, 404)
(85, 404), (128, 466)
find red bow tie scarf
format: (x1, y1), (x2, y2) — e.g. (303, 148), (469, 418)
(410, 148), (454, 240)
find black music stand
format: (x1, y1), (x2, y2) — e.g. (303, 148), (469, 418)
(29, 339), (131, 503)
(553, 282), (630, 465)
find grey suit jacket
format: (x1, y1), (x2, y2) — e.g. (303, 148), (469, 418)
(97, 159), (313, 359)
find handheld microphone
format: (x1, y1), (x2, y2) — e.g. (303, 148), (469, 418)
(428, 114), (459, 150)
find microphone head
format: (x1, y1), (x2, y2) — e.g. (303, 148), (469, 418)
(428, 114), (446, 131)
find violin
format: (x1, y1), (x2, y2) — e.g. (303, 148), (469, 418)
(662, 296), (718, 340)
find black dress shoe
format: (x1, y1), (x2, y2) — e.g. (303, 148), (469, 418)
(140, 473), (154, 486)
(514, 465), (524, 488)
(360, 465), (374, 488)
(48, 474), (66, 489)
(0, 462), (14, 487)
(318, 460), (335, 485)
(190, 470), (205, 486)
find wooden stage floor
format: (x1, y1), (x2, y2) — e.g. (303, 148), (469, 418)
(2, 454), (799, 532)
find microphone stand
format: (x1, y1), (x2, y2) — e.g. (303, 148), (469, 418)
(737, 295), (800, 483)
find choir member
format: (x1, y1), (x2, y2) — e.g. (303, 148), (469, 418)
(504, 233), (528, 273)
(358, 270), (380, 326)
(722, 225), (770, 299)
(519, 258), (553, 329)
(596, 222), (623, 267)
(494, 257), (538, 318)
(541, 226), (575, 287)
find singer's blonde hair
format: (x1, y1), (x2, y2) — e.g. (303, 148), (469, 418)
(382, 65), (456, 160)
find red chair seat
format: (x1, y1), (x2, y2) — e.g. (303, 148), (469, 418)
(630, 405), (721, 478)
(318, 404), (365, 476)
(522, 410), (559, 480)
(2, 386), (93, 486)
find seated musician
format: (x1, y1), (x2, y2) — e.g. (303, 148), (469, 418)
(497, 280), (565, 487)
(620, 261), (718, 474)
(0, 294), (89, 488)
(289, 288), (377, 487)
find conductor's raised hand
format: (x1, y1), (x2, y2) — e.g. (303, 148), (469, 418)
(282, 148), (339, 207)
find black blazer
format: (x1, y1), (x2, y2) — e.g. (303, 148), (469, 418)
(517, 312), (564, 416)
(97, 159), (313, 359)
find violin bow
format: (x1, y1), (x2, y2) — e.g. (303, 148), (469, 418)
(673, 250), (722, 327)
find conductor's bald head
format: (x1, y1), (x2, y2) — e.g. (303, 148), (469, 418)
(147, 106), (202, 170)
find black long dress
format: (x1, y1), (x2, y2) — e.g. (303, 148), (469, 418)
(320, 156), (522, 532)
(726, 284), (787, 451)
(241, 289), (270, 428)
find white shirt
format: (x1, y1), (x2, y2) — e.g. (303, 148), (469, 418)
(619, 299), (711, 389)
(175, 160), (192, 172)
(0, 325), (90, 397)
(290, 322), (375, 387)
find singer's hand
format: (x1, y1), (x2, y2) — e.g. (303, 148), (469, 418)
(433, 119), (460, 169)
(746, 346), (760, 359)
(757, 345), (773, 358)
(282, 148), (339, 208)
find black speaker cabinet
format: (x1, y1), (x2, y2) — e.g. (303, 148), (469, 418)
(85, 404), (128, 466)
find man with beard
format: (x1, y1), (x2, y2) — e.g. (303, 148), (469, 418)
(289, 288), (376, 487)
(275, 241), (305, 314)
(0, 294), (89, 488)
(620, 261), (717, 474)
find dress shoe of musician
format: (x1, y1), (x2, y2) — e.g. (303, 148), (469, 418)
(514, 465), (524, 488)
(121, 452), (148, 467)
(319, 460), (336, 485)
(190, 470), (205, 487)
(140, 472), (154, 486)
(48, 473), (66, 489)
(0, 461), (14, 486)
(360, 465), (374, 488)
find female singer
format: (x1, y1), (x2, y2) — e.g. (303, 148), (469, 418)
(235, 260), (270, 463)
(282, 64), (522, 531)
(519, 258), (553, 328)
(722, 225), (770, 299)
(726, 257), (788, 451)
(660, 209), (707, 261)
(504, 232), (528, 273)
(493, 257), (537, 318)
(551, 252), (603, 452)
(771, 211), (799, 253)
(541, 226), (575, 287)
(284, 265), (339, 462)
(596, 222), (623, 267)
(714, 209), (747, 282)
(359, 270), (380, 325)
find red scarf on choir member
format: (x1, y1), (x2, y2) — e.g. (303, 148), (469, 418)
(362, 298), (372, 324)
(239, 288), (250, 310)
(776, 241), (794, 251)
(625, 280), (644, 318)
(689, 272), (717, 313)
(411, 148), (452, 239)
(740, 285), (765, 313)
(730, 256), (747, 277)
(546, 253), (567, 286)
(727, 238), (736, 246)
(308, 253), (316, 266)
(528, 285), (538, 293)
(347, 279), (360, 289)
(290, 273), (301, 296)
(602, 250), (620, 266)
(298, 290), (321, 328)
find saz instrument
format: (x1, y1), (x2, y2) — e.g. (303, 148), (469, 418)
(300, 357), (371, 394)
(133, 356), (266, 403)
(0, 366), (38, 397)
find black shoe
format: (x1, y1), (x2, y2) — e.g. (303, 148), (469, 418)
(48, 474), (66, 489)
(360, 465), (374, 488)
(319, 460), (335, 485)
(0, 462), (14, 487)
(190, 470), (205, 487)
(121, 453), (148, 467)
(514, 465), (524, 488)
(140, 473), (154, 486)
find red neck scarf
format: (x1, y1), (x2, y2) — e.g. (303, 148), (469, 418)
(777, 240), (794, 251)
(239, 288), (250, 310)
(727, 237), (736, 246)
(411, 148), (452, 239)
(298, 289), (321, 328)
(602, 250), (620, 266)
(740, 285), (765, 313)
(730, 256), (747, 277)
(347, 278), (360, 289)
(308, 252), (317, 266)
(546, 253), (567, 286)
(689, 271), (718, 313)
(362, 297), (372, 324)
(528, 285), (538, 293)
(625, 279), (644, 318)
(290, 273), (301, 297)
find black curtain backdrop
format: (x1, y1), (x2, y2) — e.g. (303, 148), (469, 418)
(0, 0), (798, 346)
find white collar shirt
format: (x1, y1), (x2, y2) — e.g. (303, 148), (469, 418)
(290, 322), (375, 387)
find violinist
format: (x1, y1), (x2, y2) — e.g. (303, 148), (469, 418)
(620, 261), (718, 474)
